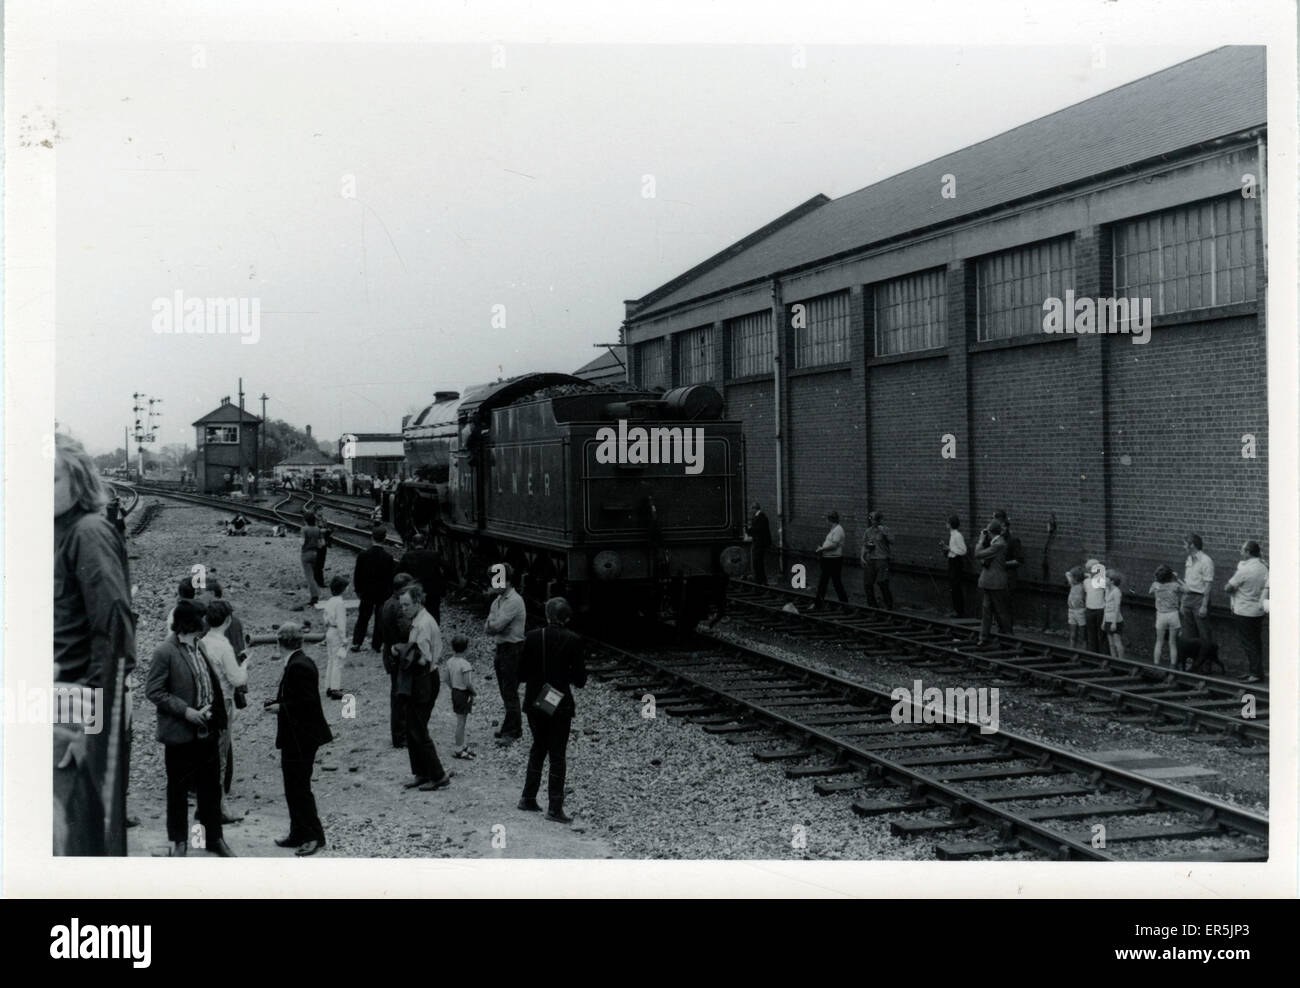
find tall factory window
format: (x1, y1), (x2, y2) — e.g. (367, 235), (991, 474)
(792, 290), (850, 368)
(676, 325), (716, 385)
(976, 237), (1074, 341)
(204, 425), (239, 444)
(727, 310), (773, 378)
(1113, 195), (1258, 315)
(635, 337), (669, 390)
(874, 268), (948, 356)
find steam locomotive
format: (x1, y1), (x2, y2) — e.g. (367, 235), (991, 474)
(394, 372), (747, 626)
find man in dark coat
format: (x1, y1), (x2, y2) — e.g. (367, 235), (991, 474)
(351, 526), (396, 652)
(974, 519), (1012, 646)
(398, 533), (444, 622)
(517, 597), (587, 824)
(267, 621), (332, 855)
(145, 600), (234, 857)
(746, 502), (772, 585)
(380, 573), (414, 747)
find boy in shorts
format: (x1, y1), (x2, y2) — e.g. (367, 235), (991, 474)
(1149, 565), (1184, 667)
(442, 635), (478, 759)
(1065, 566), (1086, 648)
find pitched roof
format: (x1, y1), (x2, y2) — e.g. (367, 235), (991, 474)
(632, 46), (1265, 319)
(192, 402), (262, 426)
(574, 346), (626, 377)
(276, 447), (335, 467)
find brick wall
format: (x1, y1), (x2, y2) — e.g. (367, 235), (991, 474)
(968, 340), (1083, 578)
(787, 368), (861, 551)
(867, 354), (954, 563)
(1106, 315), (1268, 587)
(725, 379), (776, 518)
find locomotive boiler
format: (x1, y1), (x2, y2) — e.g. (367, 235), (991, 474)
(395, 372), (747, 626)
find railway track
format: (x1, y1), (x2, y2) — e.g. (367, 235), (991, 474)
(278, 491), (404, 550)
(123, 483), (375, 552)
(107, 483), (140, 517)
(285, 489), (383, 520)
(724, 580), (1268, 746)
(588, 630), (1268, 861)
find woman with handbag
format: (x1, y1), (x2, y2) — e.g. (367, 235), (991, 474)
(516, 597), (587, 824)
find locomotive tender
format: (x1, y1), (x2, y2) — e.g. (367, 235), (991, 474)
(396, 372), (747, 625)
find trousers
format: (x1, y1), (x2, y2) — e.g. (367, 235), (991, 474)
(523, 710), (573, 806)
(313, 545), (329, 589)
(353, 598), (384, 649)
(281, 746), (324, 844)
(301, 554), (320, 598)
(389, 669), (407, 746)
(815, 557), (847, 605)
(1180, 593), (1213, 644)
(400, 675), (446, 782)
(752, 545), (769, 585)
(979, 587), (1012, 640)
(1084, 607), (1105, 653)
(164, 734), (223, 845)
(494, 641), (524, 737)
(947, 556), (966, 616)
(1235, 614), (1265, 678)
(863, 559), (894, 609)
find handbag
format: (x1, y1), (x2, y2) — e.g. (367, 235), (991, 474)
(532, 629), (565, 717)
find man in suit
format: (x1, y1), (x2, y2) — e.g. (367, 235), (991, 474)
(266, 621), (332, 856)
(145, 599), (235, 857)
(974, 519), (1012, 646)
(398, 533), (444, 622)
(746, 502), (772, 585)
(351, 526), (396, 652)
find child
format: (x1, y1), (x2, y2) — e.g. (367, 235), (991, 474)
(319, 575), (349, 700)
(1149, 565), (1184, 667)
(442, 634), (478, 759)
(1065, 567), (1086, 648)
(1083, 558), (1107, 653)
(1103, 570), (1125, 660)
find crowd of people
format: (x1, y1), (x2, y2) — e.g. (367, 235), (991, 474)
(744, 503), (1269, 684)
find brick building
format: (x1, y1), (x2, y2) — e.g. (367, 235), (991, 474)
(620, 47), (1268, 650)
(193, 397), (262, 494)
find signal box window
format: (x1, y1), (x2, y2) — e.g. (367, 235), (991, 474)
(204, 425), (239, 445)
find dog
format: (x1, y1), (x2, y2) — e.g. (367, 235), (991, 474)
(1176, 633), (1225, 676)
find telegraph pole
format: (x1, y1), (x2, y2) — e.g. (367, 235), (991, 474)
(131, 393), (161, 479)
(259, 392), (269, 474)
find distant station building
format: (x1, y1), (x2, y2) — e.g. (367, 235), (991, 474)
(274, 432), (337, 487)
(573, 346), (627, 386)
(620, 47), (1267, 611)
(192, 397), (261, 494)
(340, 432), (405, 480)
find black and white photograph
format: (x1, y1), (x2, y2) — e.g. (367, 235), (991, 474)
(5, 0), (1298, 905)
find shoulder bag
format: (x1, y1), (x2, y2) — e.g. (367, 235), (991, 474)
(532, 629), (565, 717)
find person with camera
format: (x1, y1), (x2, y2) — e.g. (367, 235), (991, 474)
(860, 510), (894, 610)
(201, 599), (248, 825)
(145, 599), (235, 858)
(973, 518), (1012, 647)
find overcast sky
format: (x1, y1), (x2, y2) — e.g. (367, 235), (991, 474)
(53, 42), (1211, 454)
